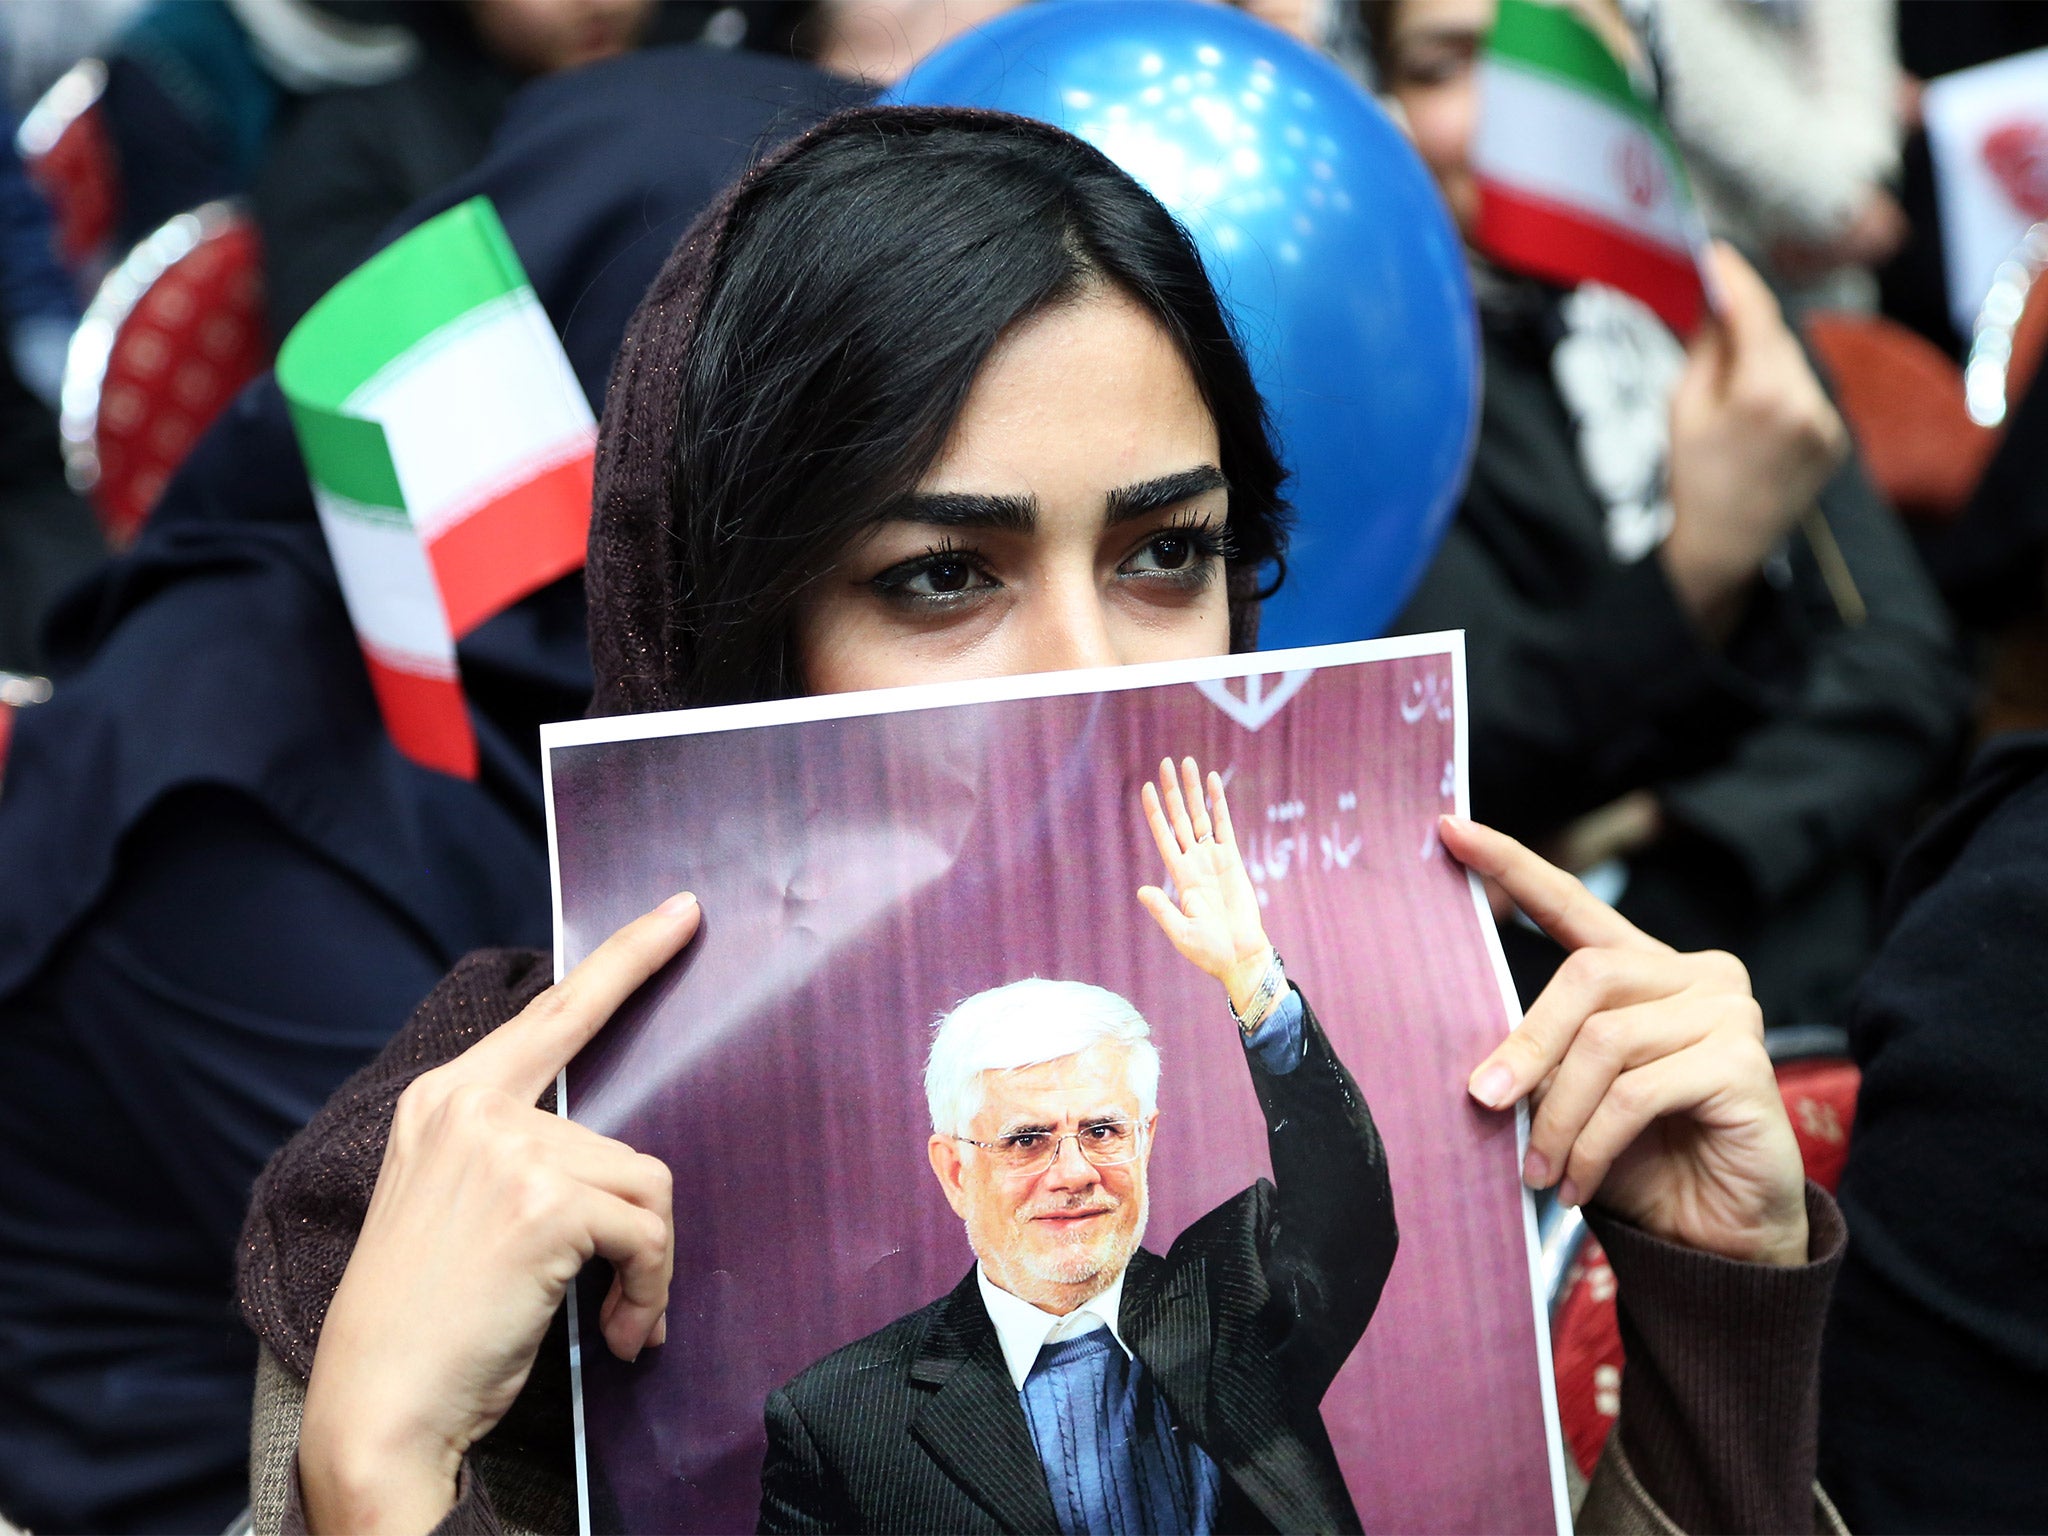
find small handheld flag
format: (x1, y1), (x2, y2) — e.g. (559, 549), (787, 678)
(277, 197), (596, 778)
(1472, 0), (1713, 336)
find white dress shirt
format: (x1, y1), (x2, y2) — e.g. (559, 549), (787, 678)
(976, 1264), (1133, 1390)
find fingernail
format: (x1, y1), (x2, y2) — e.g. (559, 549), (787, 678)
(650, 1313), (668, 1348)
(1522, 1149), (1550, 1187)
(1558, 1178), (1581, 1209)
(1441, 814), (1471, 829)
(1470, 1064), (1514, 1109)
(658, 891), (698, 918)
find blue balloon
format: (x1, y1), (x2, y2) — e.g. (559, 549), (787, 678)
(889, 0), (1477, 646)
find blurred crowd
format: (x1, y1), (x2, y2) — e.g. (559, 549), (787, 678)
(0, 1), (2043, 1533)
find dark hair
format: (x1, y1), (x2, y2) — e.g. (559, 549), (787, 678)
(664, 114), (1290, 706)
(1360, 0), (1398, 86)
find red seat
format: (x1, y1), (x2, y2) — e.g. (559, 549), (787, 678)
(60, 202), (270, 548)
(1776, 1056), (1860, 1195)
(1548, 1049), (1861, 1476)
(1803, 311), (1997, 523)
(14, 58), (120, 282)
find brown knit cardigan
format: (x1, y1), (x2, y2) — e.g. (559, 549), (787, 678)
(235, 108), (1851, 1535)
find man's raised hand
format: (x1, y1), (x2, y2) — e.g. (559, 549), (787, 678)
(1137, 756), (1275, 1016)
(1442, 817), (1808, 1269)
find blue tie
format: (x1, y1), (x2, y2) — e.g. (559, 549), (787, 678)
(1017, 1329), (1222, 1535)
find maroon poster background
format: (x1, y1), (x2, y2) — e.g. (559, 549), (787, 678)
(553, 649), (1557, 1533)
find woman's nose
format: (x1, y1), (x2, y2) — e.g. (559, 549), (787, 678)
(1014, 578), (1120, 673)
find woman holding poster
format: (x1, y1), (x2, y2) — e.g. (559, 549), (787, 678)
(239, 108), (1841, 1535)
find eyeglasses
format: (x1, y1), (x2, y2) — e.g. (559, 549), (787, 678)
(955, 1120), (1146, 1177)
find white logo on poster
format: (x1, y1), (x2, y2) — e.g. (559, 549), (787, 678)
(1195, 669), (1314, 731)
(1400, 673), (1454, 724)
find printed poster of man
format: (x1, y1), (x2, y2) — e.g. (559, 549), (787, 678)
(544, 635), (1567, 1534)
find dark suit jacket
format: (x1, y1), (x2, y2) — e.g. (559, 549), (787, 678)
(758, 993), (1396, 1534)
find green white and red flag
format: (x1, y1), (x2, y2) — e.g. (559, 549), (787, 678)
(278, 196), (595, 779)
(1473, 0), (1714, 336)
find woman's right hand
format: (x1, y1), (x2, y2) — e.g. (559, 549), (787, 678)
(297, 894), (700, 1535)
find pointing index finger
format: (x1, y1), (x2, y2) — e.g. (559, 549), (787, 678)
(457, 893), (701, 1104)
(1439, 817), (1664, 956)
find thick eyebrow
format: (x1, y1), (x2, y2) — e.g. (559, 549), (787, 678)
(880, 464), (1228, 536)
(886, 490), (1038, 533)
(1105, 464), (1229, 525)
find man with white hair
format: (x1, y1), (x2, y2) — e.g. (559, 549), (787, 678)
(760, 758), (1398, 1534)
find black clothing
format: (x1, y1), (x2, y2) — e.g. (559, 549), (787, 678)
(254, 39), (515, 335)
(0, 45), (850, 1534)
(0, 359), (103, 675)
(758, 995), (1397, 1535)
(1818, 730), (2048, 1533)
(1393, 278), (1968, 1025)
(1910, 366), (2048, 630)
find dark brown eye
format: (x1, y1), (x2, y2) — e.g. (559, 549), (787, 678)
(869, 547), (999, 605)
(1122, 523), (1229, 581)
(921, 556), (976, 593)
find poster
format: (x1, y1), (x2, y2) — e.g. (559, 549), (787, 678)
(545, 635), (1568, 1534)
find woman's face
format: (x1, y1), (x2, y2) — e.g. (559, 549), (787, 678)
(796, 286), (1234, 694)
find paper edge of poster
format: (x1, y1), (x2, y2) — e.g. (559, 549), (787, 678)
(539, 633), (1466, 751)
(552, 627), (1569, 1532)
(543, 738), (598, 1536)
(1451, 633), (1575, 1535)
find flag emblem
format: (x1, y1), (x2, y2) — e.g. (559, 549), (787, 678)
(1472, 0), (1712, 336)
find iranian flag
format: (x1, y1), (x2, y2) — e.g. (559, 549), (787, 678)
(278, 196), (595, 778)
(1473, 0), (1713, 336)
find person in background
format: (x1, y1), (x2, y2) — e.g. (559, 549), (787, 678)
(255, 0), (658, 334)
(100, 0), (421, 250)
(1651, 0), (1908, 313)
(1368, 0), (1969, 1027)
(0, 42), (849, 1535)
(1815, 724), (2048, 1531)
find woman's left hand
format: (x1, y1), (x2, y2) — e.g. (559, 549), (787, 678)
(1138, 756), (1275, 1015)
(1442, 816), (1809, 1268)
